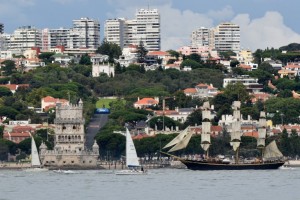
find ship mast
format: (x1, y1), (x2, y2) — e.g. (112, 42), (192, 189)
(201, 102), (211, 157)
(230, 101), (242, 164)
(257, 111), (267, 161)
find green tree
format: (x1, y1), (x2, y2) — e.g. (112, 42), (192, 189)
(0, 86), (13, 97)
(219, 51), (236, 60)
(167, 50), (180, 60)
(230, 60), (239, 68)
(223, 82), (251, 102)
(180, 59), (201, 69)
(188, 53), (201, 63)
(184, 109), (202, 127)
(38, 52), (55, 64)
(1, 60), (16, 75)
(96, 39), (122, 63)
(136, 41), (148, 63)
(79, 54), (92, 65)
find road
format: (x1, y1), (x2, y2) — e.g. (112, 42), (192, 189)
(85, 114), (108, 149)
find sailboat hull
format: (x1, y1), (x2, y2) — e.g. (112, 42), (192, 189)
(180, 159), (285, 170)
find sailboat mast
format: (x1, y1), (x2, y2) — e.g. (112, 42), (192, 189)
(200, 102), (211, 157)
(230, 101), (242, 164)
(257, 111), (267, 162)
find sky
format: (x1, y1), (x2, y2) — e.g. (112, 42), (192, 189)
(0, 0), (300, 51)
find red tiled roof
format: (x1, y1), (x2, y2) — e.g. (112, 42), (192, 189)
(239, 64), (252, 69)
(42, 96), (68, 103)
(271, 129), (282, 134)
(184, 88), (197, 94)
(12, 125), (35, 132)
(190, 126), (222, 133)
(132, 134), (151, 140)
(251, 93), (271, 103)
(285, 64), (300, 69)
(155, 110), (179, 115)
(243, 131), (258, 138)
(135, 98), (159, 105)
(0, 84), (17, 90)
(196, 83), (216, 90)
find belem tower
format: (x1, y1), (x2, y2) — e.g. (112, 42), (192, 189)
(39, 100), (100, 169)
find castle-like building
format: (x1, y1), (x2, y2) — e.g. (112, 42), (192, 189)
(39, 99), (100, 169)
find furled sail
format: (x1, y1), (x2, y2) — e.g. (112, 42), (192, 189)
(257, 111), (267, 148)
(230, 131), (241, 151)
(168, 131), (193, 152)
(230, 142), (240, 151)
(163, 126), (189, 149)
(201, 133), (211, 151)
(263, 140), (283, 160)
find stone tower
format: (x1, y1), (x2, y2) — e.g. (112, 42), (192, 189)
(40, 99), (100, 169)
(54, 99), (85, 152)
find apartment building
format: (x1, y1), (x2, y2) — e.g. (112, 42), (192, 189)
(42, 28), (69, 50)
(9, 26), (42, 52)
(105, 18), (125, 48)
(223, 75), (263, 93)
(214, 22), (240, 53)
(191, 27), (212, 46)
(68, 17), (100, 49)
(105, 8), (161, 51)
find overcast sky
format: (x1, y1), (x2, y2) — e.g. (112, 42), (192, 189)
(1, 0), (300, 51)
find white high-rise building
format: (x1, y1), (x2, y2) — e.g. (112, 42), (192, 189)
(134, 8), (160, 51)
(213, 22), (240, 53)
(191, 27), (211, 47)
(104, 18), (125, 48)
(42, 28), (70, 51)
(104, 8), (160, 51)
(68, 17), (100, 49)
(9, 26), (42, 52)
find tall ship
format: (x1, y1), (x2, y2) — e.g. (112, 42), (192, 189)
(162, 101), (285, 170)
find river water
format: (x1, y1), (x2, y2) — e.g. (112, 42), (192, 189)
(0, 167), (299, 200)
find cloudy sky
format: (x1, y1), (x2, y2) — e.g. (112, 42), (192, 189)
(1, 0), (300, 51)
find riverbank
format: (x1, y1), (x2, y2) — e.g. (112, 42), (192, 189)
(0, 162), (31, 170)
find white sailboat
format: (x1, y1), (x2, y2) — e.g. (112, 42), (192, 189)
(115, 128), (146, 175)
(24, 137), (48, 172)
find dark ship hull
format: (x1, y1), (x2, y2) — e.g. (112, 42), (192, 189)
(180, 159), (285, 170)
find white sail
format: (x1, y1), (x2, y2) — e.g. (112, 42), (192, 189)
(168, 131), (193, 152)
(257, 138), (266, 147)
(126, 128), (140, 167)
(200, 133), (211, 151)
(163, 126), (189, 149)
(230, 142), (240, 151)
(263, 140), (283, 160)
(31, 137), (41, 167)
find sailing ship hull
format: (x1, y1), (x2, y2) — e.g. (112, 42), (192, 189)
(180, 159), (285, 170)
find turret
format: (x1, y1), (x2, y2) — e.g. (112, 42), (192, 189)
(92, 140), (99, 155)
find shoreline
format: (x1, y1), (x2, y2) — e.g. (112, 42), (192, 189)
(0, 162), (170, 170)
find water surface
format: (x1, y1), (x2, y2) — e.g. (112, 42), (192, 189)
(0, 168), (298, 200)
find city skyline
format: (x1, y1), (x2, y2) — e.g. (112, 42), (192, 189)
(0, 0), (300, 50)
